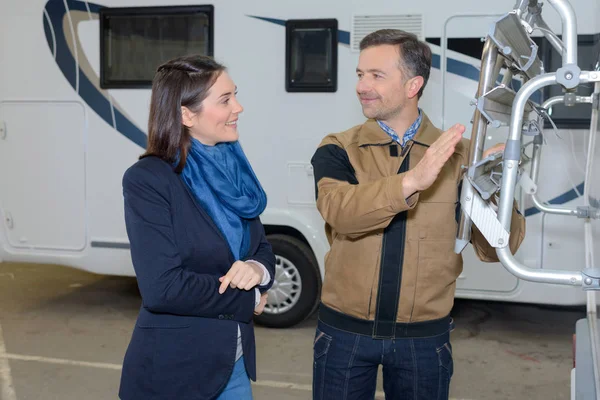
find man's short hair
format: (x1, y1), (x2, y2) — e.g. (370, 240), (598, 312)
(359, 29), (432, 98)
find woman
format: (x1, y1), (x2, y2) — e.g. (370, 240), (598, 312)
(118, 55), (275, 400)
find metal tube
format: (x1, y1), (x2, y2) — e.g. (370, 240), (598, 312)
(529, 96), (575, 215)
(513, 0), (530, 17)
(541, 95), (567, 109)
(529, 135), (578, 216)
(507, 75), (555, 143)
(525, 0), (540, 24)
(534, 16), (566, 56)
(455, 38), (504, 252)
(583, 82), (599, 275)
(441, 13), (503, 130)
(540, 211), (548, 268)
(470, 40), (504, 165)
(500, 74), (558, 226)
(497, 246), (582, 285)
(588, 314), (600, 400)
(583, 82), (600, 400)
(528, 95), (591, 216)
(496, 72), (583, 286)
(547, 0), (578, 65)
(525, 1), (565, 53)
(530, 184), (578, 215)
(501, 69), (514, 86)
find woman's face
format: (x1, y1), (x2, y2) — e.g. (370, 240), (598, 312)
(182, 72), (243, 146)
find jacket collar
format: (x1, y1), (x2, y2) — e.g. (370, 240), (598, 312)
(358, 111), (439, 148)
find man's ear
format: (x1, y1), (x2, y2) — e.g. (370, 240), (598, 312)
(406, 76), (424, 99)
(181, 106), (196, 128)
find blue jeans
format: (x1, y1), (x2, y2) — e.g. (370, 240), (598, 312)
(216, 356), (253, 400)
(312, 320), (454, 400)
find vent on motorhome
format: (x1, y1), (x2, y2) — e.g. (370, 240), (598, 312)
(351, 14), (424, 52)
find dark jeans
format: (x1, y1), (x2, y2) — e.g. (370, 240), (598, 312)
(312, 319), (454, 400)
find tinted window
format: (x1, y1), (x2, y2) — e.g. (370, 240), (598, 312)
(100, 6), (213, 89)
(286, 19), (338, 92)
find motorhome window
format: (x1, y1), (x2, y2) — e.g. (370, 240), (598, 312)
(100, 6), (214, 89)
(286, 19), (338, 92)
(536, 34), (600, 129)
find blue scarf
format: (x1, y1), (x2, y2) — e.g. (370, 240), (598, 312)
(180, 138), (267, 260)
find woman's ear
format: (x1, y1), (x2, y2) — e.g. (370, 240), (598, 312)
(181, 106), (196, 128)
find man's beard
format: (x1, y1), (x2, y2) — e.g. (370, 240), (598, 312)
(362, 101), (404, 121)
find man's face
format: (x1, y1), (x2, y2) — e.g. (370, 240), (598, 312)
(356, 44), (410, 121)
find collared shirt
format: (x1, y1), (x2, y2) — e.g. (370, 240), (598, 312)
(377, 108), (423, 148)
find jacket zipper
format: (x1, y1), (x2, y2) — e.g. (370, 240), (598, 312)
(372, 152), (410, 334)
(371, 232), (387, 319)
(395, 153), (409, 325)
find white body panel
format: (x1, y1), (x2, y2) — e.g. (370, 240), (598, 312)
(0, 0), (599, 306)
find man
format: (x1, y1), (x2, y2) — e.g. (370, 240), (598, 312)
(310, 29), (525, 399)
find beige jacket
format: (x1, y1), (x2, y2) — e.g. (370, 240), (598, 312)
(311, 113), (525, 333)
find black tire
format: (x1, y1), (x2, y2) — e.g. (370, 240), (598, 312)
(254, 234), (321, 328)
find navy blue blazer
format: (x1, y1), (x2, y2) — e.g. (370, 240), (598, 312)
(118, 156), (275, 400)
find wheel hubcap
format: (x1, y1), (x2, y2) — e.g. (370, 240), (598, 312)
(263, 255), (302, 315)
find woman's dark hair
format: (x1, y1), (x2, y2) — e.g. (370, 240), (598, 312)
(140, 55), (226, 173)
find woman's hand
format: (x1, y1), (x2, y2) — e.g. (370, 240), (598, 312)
(218, 261), (265, 294)
(254, 292), (268, 315)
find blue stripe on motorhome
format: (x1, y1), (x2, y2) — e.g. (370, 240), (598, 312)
(43, 13), (54, 56)
(45, 1), (77, 88)
(430, 54), (480, 82)
(248, 15), (285, 26)
(43, 0), (147, 148)
(339, 30), (350, 46)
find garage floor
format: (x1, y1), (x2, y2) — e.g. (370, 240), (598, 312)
(0, 262), (585, 400)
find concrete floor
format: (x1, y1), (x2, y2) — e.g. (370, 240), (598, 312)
(0, 262), (586, 400)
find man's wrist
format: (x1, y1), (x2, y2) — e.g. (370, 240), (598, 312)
(403, 171), (418, 199)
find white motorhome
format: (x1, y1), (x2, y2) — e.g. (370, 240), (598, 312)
(0, 0), (598, 329)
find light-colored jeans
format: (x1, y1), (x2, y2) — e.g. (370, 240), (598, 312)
(216, 356), (253, 400)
